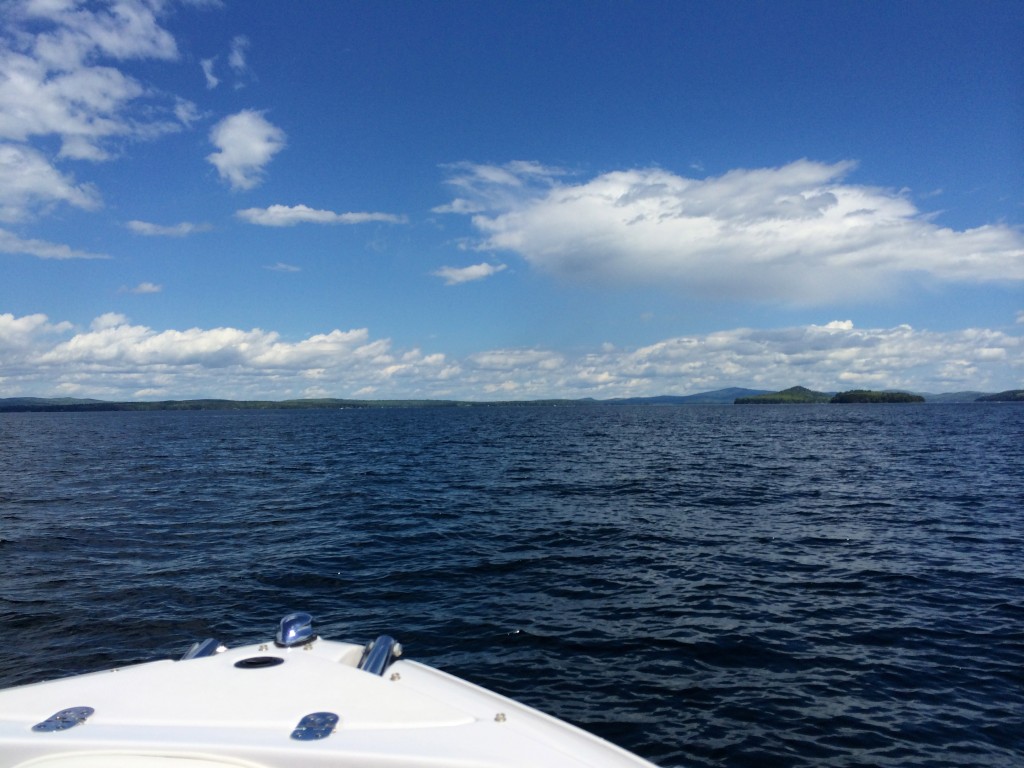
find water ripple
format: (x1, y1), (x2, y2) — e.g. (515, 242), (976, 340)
(1, 404), (1022, 766)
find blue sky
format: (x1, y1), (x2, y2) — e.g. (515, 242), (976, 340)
(1, 0), (1021, 400)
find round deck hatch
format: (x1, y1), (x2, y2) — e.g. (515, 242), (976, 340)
(233, 656), (284, 669)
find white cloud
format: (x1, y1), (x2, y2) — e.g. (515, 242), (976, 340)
(266, 262), (301, 272)
(201, 35), (251, 91)
(0, 0), (201, 232)
(0, 0), (184, 159)
(228, 35), (249, 74)
(173, 97), (200, 127)
(1, 314), (455, 399)
(1, 314), (1020, 400)
(0, 227), (107, 259)
(207, 110), (286, 191)
(438, 160), (1024, 305)
(468, 348), (565, 372)
(126, 219), (211, 237)
(0, 143), (100, 222)
(23, 0), (178, 65)
(0, 311), (72, 349)
(124, 282), (162, 294)
(433, 160), (565, 214)
(822, 320), (854, 331)
(236, 204), (406, 227)
(433, 262), (507, 285)
(200, 57), (219, 88)
(584, 322), (1023, 394)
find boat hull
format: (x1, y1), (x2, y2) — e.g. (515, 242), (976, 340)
(0, 634), (659, 767)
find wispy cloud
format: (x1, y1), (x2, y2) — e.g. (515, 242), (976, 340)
(439, 160), (1024, 305)
(126, 220), (211, 237)
(433, 262), (507, 285)
(237, 204), (406, 226)
(173, 97), (201, 128)
(228, 35), (249, 75)
(0, 0), (199, 230)
(434, 160), (565, 214)
(468, 348), (565, 372)
(200, 57), (219, 89)
(266, 262), (301, 272)
(0, 228), (107, 259)
(207, 110), (286, 191)
(0, 0), (188, 161)
(2, 313), (1019, 400)
(201, 35), (253, 91)
(0, 144), (101, 222)
(121, 282), (162, 294)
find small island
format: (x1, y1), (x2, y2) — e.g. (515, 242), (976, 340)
(830, 390), (924, 403)
(735, 386), (831, 404)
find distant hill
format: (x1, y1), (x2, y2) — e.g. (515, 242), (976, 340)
(606, 388), (771, 405)
(0, 397), (105, 407)
(976, 390), (1024, 402)
(918, 391), (987, 403)
(735, 386), (832, 404)
(0, 389), (771, 411)
(0, 397), (466, 412)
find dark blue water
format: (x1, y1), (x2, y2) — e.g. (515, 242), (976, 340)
(1, 405), (1022, 766)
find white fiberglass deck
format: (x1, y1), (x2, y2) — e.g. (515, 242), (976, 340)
(0, 630), (659, 768)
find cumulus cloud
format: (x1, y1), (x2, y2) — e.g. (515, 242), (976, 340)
(207, 110), (286, 191)
(236, 204), (406, 227)
(34, 316), (369, 372)
(438, 160), (1024, 305)
(2, 314), (1019, 400)
(0, 312), (72, 349)
(1, 314), (458, 399)
(433, 262), (507, 285)
(0, 227), (107, 259)
(126, 219), (211, 237)
(566, 322), (1022, 395)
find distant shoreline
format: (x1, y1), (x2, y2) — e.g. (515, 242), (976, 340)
(1, 387), (1019, 412)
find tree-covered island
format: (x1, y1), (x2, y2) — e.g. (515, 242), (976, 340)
(734, 386), (832, 404)
(829, 390), (925, 403)
(735, 387), (926, 404)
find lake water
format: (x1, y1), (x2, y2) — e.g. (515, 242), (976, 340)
(1, 404), (1022, 766)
